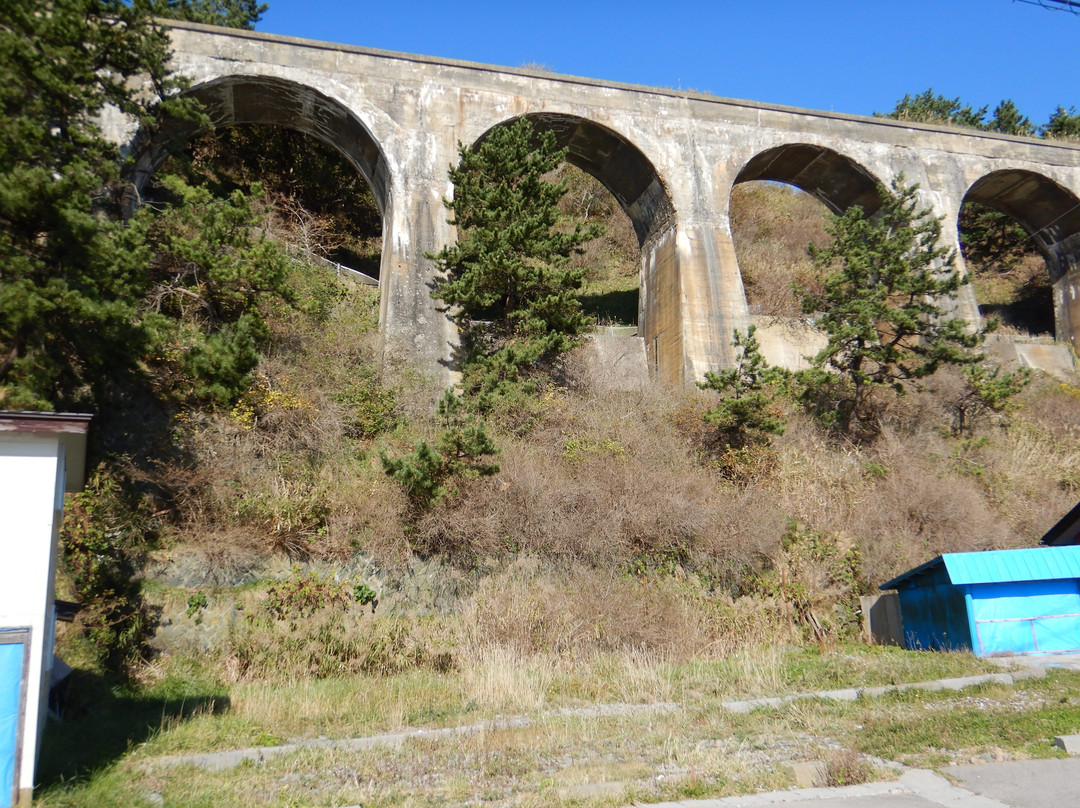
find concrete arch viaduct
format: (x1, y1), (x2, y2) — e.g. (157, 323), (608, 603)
(130, 20), (1080, 385)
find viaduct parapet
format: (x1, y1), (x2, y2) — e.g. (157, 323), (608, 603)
(125, 20), (1080, 385)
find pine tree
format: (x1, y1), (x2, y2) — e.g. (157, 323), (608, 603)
(429, 118), (602, 406)
(1043, 106), (1080, 140)
(0, 0), (293, 410)
(699, 326), (787, 447)
(140, 176), (293, 405)
(149, 0), (267, 29)
(958, 201), (1030, 272)
(987, 100), (1035, 137)
(380, 389), (500, 508)
(876, 89), (987, 129)
(0, 0), (189, 409)
(800, 178), (982, 434)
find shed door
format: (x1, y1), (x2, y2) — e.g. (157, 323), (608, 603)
(971, 580), (1080, 656)
(0, 630), (29, 808)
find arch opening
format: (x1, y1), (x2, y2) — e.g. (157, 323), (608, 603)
(730, 145), (881, 322)
(961, 169), (1080, 346)
(475, 114), (674, 248)
(131, 76), (390, 280)
(729, 181), (830, 318)
(734, 143), (883, 216)
(473, 114), (675, 332)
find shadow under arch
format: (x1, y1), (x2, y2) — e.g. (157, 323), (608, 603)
(963, 169), (1080, 347)
(734, 143), (883, 214)
(473, 113), (675, 248)
(130, 75), (391, 218)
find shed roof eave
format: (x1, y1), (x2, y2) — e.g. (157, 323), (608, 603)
(0, 410), (92, 491)
(1041, 500), (1080, 547)
(879, 555), (945, 591)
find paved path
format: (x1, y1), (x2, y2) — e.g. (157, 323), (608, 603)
(635, 760), (1080, 807)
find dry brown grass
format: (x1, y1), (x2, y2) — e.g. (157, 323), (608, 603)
(412, 360), (785, 578)
(758, 369), (1080, 583)
(730, 181), (830, 316)
(146, 187), (1080, 667)
(164, 278), (416, 566)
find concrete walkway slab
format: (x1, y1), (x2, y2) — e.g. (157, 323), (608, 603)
(948, 758), (1080, 808)
(631, 769), (1013, 807)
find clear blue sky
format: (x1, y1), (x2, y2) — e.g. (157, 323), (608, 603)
(256, 0), (1078, 124)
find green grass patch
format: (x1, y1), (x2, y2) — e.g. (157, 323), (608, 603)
(852, 670), (1080, 766)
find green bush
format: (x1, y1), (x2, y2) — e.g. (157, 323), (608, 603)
(60, 471), (154, 675)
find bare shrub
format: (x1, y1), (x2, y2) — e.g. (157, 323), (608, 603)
(226, 610), (450, 681)
(412, 382), (785, 580)
(767, 411), (1020, 584)
(749, 524), (863, 642)
(850, 438), (1013, 582)
(163, 277), (416, 565)
(822, 749), (874, 787)
(224, 572), (454, 681)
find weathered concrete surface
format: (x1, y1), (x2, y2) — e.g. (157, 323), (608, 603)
(749, 315), (828, 371)
(1053, 734), (1080, 754)
(117, 20), (1080, 384)
(949, 758), (1080, 808)
(578, 333), (650, 391)
(983, 336), (1077, 380)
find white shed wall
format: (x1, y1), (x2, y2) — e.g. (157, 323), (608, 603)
(0, 435), (64, 801)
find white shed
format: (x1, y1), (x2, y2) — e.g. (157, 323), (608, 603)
(0, 412), (90, 808)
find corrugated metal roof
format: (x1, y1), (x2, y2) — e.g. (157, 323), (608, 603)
(943, 546), (1080, 585)
(881, 546), (1080, 590)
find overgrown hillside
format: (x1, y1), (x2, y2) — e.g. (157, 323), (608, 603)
(57, 144), (1080, 685)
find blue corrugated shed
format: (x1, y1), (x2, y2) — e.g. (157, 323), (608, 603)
(882, 546), (1080, 589)
(880, 546), (1080, 656)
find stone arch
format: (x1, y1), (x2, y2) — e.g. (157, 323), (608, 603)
(473, 113), (679, 379)
(728, 144), (885, 368)
(474, 113), (675, 249)
(733, 142), (883, 214)
(962, 169), (1080, 347)
(130, 74), (391, 218)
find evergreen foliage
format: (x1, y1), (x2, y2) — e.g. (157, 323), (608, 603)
(380, 390), (500, 509)
(799, 178), (982, 434)
(149, 0), (267, 29)
(141, 176), (293, 405)
(699, 326), (787, 446)
(0, 0), (195, 409)
(1043, 106), (1080, 140)
(61, 470), (155, 674)
(876, 89), (988, 128)
(429, 118), (602, 407)
(879, 87), (1079, 142)
(0, 0), (295, 411)
(951, 364), (1031, 436)
(987, 99), (1035, 136)
(958, 201), (1030, 272)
